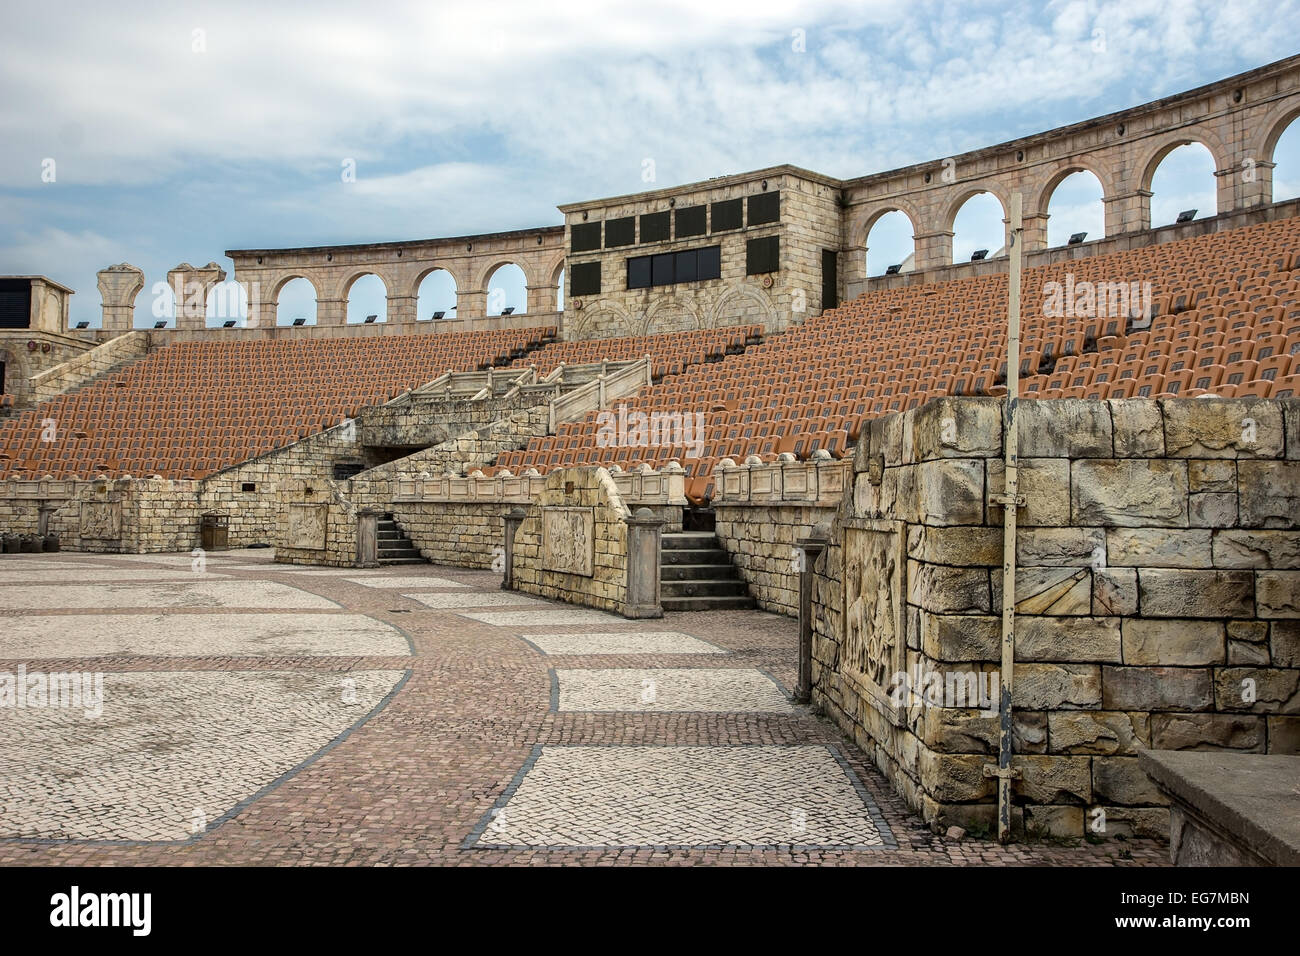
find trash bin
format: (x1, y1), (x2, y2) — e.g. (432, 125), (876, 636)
(200, 511), (229, 551)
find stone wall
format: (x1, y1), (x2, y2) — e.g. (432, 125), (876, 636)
(0, 331), (99, 410)
(809, 396), (1300, 840)
(275, 479), (359, 566)
(28, 330), (152, 404)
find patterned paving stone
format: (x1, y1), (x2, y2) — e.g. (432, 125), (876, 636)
(0, 580), (338, 610)
(555, 668), (790, 713)
(0, 613), (410, 659)
(0, 669), (406, 842)
(459, 608), (629, 626)
(348, 576), (469, 589)
(468, 745), (891, 849)
(0, 569), (231, 584)
(405, 591), (546, 608)
(523, 632), (726, 655)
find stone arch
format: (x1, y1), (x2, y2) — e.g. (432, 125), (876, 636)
(1031, 160), (1115, 218)
(710, 284), (776, 330)
(270, 273), (320, 301)
(941, 182), (1011, 235)
(546, 253), (567, 288)
(860, 207), (919, 276)
(569, 300), (635, 340)
(274, 276), (320, 325)
(850, 198), (924, 247)
(343, 272), (389, 323)
(408, 263), (467, 299)
(205, 280), (249, 326)
(1258, 100), (1300, 166)
(642, 299), (703, 335)
(1035, 165), (1109, 246)
(1136, 127), (1229, 196)
(414, 266), (459, 320)
(335, 269), (391, 304)
(472, 257), (537, 294)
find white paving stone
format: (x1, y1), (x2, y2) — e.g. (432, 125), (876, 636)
(0, 613), (410, 659)
(0, 669), (405, 842)
(349, 576), (469, 589)
(0, 581), (337, 610)
(475, 746), (886, 848)
(404, 591), (545, 608)
(459, 608), (627, 626)
(555, 668), (790, 712)
(523, 632), (726, 655)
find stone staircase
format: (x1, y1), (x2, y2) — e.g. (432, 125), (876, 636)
(660, 531), (755, 612)
(377, 514), (424, 565)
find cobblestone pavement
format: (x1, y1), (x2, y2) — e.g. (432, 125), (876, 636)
(0, 550), (1169, 865)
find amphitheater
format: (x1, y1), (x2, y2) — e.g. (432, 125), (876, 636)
(2, 55), (1299, 863)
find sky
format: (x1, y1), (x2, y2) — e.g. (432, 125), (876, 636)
(1, 0), (1298, 327)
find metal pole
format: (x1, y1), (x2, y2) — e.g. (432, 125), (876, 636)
(986, 192), (1025, 843)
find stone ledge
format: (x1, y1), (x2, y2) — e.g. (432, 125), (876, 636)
(1138, 750), (1300, 866)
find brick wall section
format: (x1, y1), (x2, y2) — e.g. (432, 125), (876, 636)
(809, 396), (1300, 841)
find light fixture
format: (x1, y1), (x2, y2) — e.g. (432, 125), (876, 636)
(432, 311), (446, 319)
(74, 321), (90, 329)
(501, 307), (515, 315)
(222, 320), (236, 328)
(1068, 232), (1087, 244)
(153, 320), (168, 329)
(1176, 209), (1197, 223)
(970, 249), (989, 261)
(885, 264), (902, 275)
(292, 317), (306, 326)
(364, 314), (378, 324)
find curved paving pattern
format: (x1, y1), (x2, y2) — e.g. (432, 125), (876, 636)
(0, 550), (1167, 865)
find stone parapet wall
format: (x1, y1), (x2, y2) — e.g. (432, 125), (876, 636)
(28, 330), (152, 404)
(809, 396), (1300, 840)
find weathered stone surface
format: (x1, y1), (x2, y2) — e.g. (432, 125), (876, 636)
(1102, 666), (1213, 711)
(1189, 492), (1237, 528)
(1188, 459), (1237, 493)
(1272, 621), (1300, 667)
(1012, 755), (1092, 804)
(1137, 569), (1254, 618)
(1016, 527), (1104, 567)
(1008, 566), (1091, 615)
(907, 561), (989, 614)
(1162, 398), (1284, 458)
(1212, 530), (1300, 569)
(1122, 619), (1225, 666)
(987, 458), (1070, 527)
(1093, 756), (1169, 805)
(1214, 667), (1300, 713)
(920, 613), (1000, 662)
(1150, 712), (1267, 751)
(1013, 663), (1102, 709)
(1093, 568), (1138, 615)
(918, 750), (996, 801)
(920, 707), (1046, 754)
(1108, 400), (1164, 458)
(1072, 460), (1188, 527)
(917, 458), (984, 526)
(1228, 636), (1271, 666)
(1016, 616), (1121, 662)
(1257, 571), (1300, 618)
(907, 525), (1001, 567)
(1048, 711), (1150, 755)
(1096, 807), (1171, 840)
(1022, 805), (1085, 839)
(1018, 399), (1112, 458)
(1237, 461), (1300, 528)
(909, 396), (1001, 460)
(1267, 716), (1300, 753)
(1106, 528), (1212, 568)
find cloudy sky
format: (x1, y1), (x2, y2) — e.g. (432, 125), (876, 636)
(1, 0), (1298, 326)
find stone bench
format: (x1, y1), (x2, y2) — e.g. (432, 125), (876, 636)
(1139, 751), (1300, 866)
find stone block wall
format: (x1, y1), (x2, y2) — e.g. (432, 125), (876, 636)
(275, 479), (358, 566)
(28, 330), (152, 404)
(809, 396), (1300, 840)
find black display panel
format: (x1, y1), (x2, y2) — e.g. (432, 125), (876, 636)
(627, 256), (651, 290)
(674, 249), (697, 283)
(698, 245), (721, 280)
(605, 216), (635, 247)
(570, 261), (602, 296)
(711, 198), (742, 232)
(747, 190), (780, 226)
(0, 279), (30, 329)
(675, 204), (706, 238)
(651, 253), (674, 286)
(571, 222), (602, 253)
(640, 211), (671, 243)
(746, 236), (779, 274)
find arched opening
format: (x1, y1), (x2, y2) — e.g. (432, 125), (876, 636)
(1271, 113), (1300, 202)
(416, 269), (457, 320)
(865, 210), (915, 277)
(275, 277), (318, 326)
(142, 279), (177, 328)
(556, 268), (566, 313)
(1045, 170), (1106, 247)
(345, 273), (387, 324)
(950, 192), (1006, 264)
(485, 263), (527, 316)
(205, 280), (249, 328)
(1149, 142), (1217, 227)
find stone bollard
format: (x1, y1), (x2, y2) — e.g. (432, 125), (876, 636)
(501, 507), (528, 590)
(355, 509), (381, 568)
(794, 523), (831, 705)
(623, 507), (664, 619)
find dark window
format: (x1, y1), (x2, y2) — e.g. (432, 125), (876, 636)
(675, 205), (706, 238)
(627, 256), (651, 290)
(640, 211), (670, 243)
(605, 216), (635, 247)
(746, 236), (779, 274)
(331, 463), (365, 480)
(747, 191), (780, 226)
(821, 249), (838, 310)
(651, 253), (674, 286)
(675, 250), (697, 283)
(698, 245), (721, 280)
(570, 222), (601, 253)
(570, 261), (601, 297)
(241, 482), (256, 493)
(0, 279), (30, 330)
(711, 198), (742, 232)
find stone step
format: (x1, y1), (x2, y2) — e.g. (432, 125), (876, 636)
(661, 532), (723, 551)
(661, 578), (751, 598)
(661, 562), (741, 580)
(378, 557), (425, 566)
(662, 595), (756, 612)
(661, 547), (732, 566)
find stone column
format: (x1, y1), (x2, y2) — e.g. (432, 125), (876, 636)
(315, 298), (346, 327)
(355, 509), (380, 567)
(167, 261), (228, 331)
(455, 288), (487, 321)
(96, 263), (145, 332)
(1103, 189), (1152, 236)
(794, 523), (830, 705)
(527, 283), (558, 315)
(913, 230), (954, 270)
(386, 294), (418, 326)
(1020, 212), (1050, 253)
(1218, 159), (1274, 212)
(623, 507), (664, 619)
(501, 506), (528, 590)
(841, 244), (866, 301)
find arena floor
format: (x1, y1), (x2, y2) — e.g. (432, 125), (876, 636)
(0, 549), (1167, 866)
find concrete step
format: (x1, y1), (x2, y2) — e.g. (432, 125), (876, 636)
(662, 595), (756, 612)
(662, 532), (723, 551)
(661, 547), (731, 566)
(662, 578), (751, 598)
(378, 558), (425, 566)
(661, 562), (741, 580)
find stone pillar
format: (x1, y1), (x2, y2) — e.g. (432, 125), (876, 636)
(623, 507), (664, 619)
(1020, 212), (1050, 253)
(913, 230), (954, 270)
(794, 524), (830, 705)
(527, 283), (558, 315)
(243, 279), (273, 328)
(315, 298), (346, 327)
(356, 509), (380, 568)
(501, 506), (528, 590)
(456, 288), (487, 320)
(1219, 159), (1274, 212)
(167, 261), (228, 331)
(1103, 189), (1152, 236)
(386, 294), (418, 325)
(841, 244), (866, 301)
(97, 263), (145, 332)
